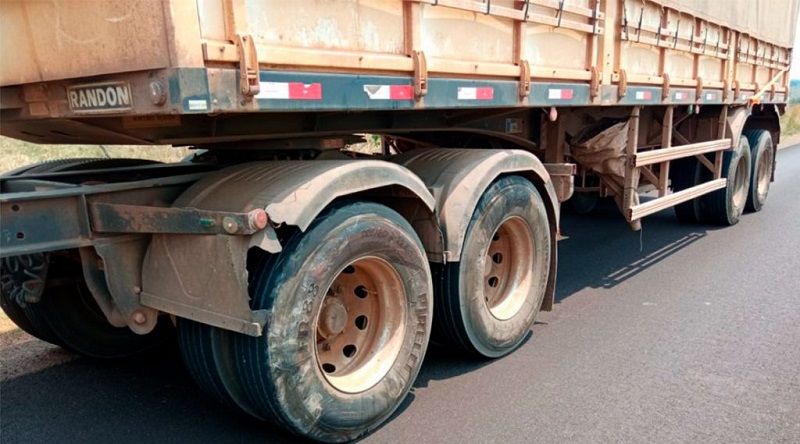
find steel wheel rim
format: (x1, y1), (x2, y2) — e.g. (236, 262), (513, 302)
(483, 216), (535, 321)
(316, 257), (406, 394)
(732, 156), (748, 208)
(757, 146), (773, 197)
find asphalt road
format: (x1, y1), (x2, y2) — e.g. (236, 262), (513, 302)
(2, 145), (799, 444)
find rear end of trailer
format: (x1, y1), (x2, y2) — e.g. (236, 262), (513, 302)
(1, 1), (797, 442)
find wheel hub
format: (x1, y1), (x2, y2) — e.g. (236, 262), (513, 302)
(316, 257), (406, 394)
(318, 297), (348, 339)
(483, 217), (535, 321)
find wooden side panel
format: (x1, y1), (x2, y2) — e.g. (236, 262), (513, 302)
(0, 0), (171, 86)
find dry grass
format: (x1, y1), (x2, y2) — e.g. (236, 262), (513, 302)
(0, 136), (190, 174)
(780, 105), (800, 138)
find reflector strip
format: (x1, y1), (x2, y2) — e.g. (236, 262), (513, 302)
(705, 92), (718, 101)
(674, 92), (688, 100)
(547, 89), (574, 100)
(634, 90), (653, 100)
(256, 82), (322, 100)
(458, 87), (494, 100)
(363, 85), (414, 100)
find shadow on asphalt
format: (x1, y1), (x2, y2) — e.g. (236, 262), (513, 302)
(1, 202), (717, 444)
(556, 200), (714, 303)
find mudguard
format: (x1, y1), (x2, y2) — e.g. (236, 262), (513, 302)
(141, 160), (436, 336)
(391, 149), (559, 262)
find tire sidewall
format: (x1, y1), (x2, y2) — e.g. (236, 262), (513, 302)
(748, 131), (772, 212)
(727, 137), (752, 222)
(457, 177), (550, 357)
(243, 203), (432, 441)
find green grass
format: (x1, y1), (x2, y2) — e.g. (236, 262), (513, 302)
(0, 136), (190, 173)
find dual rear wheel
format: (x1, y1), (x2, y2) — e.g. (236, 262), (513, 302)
(178, 176), (552, 441)
(672, 131), (773, 226)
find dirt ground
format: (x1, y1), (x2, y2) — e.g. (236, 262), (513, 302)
(0, 313), (76, 382)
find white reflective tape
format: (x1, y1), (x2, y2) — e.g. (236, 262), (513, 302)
(458, 87), (478, 100)
(364, 85), (391, 100)
(256, 82), (290, 99)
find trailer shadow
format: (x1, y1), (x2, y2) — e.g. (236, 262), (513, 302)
(556, 200), (714, 303)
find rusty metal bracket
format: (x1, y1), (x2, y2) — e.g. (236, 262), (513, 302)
(89, 203), (268, 235)
(695, 76), (704, 98)
(413, 50), (428, 101)
(235, 33), (260, 101)
(544, 163), (576, 202)
(734, 80), (741, 100)
(662, 73), (671, 100)
(519, 59), (531, 99)
(590, 66), (600, 100)
(722, 79), (730, 102)
(618, 69), (628, 98)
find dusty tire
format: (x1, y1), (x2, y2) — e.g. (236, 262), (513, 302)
(0, 254), (64, 345)
(0, 158), (157, 346)
(177, 319), (264, 419)
(432, 176), (551, 358)
(232, 202), (432, 442)
(701, 136), (752, 226)
(22, 254), (173, 358)
(743, 129), (774, 213)
(670, 157), (703, 224)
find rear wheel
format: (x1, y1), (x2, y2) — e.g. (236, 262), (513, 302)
(1, 157), (172, 356)
(670, 157), (703, 224)
(21, 253), (173, 358)
(231, 202), (432, 442)
(177, 319), (264, 419)
(743, 129), (774, 213)
(701, 136), (751, 226)
(433, 176), (551, 358)
(0, 253), (63, 345)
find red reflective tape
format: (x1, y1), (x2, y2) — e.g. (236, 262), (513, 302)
(476, 87), (494, 100)
(458, 87), (494, 100)
(547, 89), (574, 100)
(389, 85), (414, 100)
(287, 83), (322, 100)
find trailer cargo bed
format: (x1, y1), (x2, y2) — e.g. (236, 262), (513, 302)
(1, 0), (796, 145)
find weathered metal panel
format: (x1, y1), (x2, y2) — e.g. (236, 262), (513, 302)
(654, 0), (800, 48)
(420, 4), (515, 64)
(0, 0), (172, 86)
(242, 0), (406, 54)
